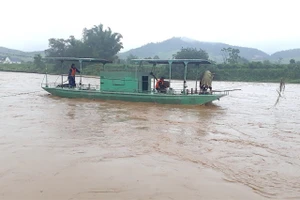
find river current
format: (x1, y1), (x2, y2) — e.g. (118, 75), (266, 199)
(0, 71), (299, 199)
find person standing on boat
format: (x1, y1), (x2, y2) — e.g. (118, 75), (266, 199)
(199, 70), (213, 94)
(68, 63), (80, 87)
(155, 77), (166, 93)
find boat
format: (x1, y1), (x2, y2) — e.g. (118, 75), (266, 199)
(41, 57), (230, 105)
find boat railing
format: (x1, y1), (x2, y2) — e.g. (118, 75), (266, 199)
(41, 74), (231, 96)
(95, 87), (229, 96)
(77, 83), (100, 90)
(41, 74), (100, 90)
(41, 81), (100, 90)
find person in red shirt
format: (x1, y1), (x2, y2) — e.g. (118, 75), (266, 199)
(155, 77), (166, 93)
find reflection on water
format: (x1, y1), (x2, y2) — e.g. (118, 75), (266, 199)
(1, 71), (300, 199)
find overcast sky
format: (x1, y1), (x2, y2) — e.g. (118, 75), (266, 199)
(1, 0), (299, 54)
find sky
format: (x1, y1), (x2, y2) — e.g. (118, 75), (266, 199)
(0, 0), (299, 54)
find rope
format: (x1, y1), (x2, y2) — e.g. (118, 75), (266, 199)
(0, 91), (42, 98)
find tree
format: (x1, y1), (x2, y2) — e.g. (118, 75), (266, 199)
(82, 24), (123, 60)
(171, 48), (209, 80)
(153, 55), (160, 59)
(45, 23), (123, 61)
(126, 54), (138, 64)
(33, 54), (45, 68)
(65, 36), (87, 57)
(45, 38), (68, 57)
(238, 57), (249, 64)
(172, 47), (209, 59)
(290, 59), (296, 64)
(221, 47), (240, 64)
(229, 48), (240, 64)
(221, 48), (229, 64)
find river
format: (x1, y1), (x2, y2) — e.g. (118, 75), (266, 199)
(0, 71), (299, 200)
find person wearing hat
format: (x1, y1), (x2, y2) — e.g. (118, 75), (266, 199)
(155, 76), (166, 93)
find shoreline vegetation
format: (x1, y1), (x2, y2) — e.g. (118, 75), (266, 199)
(1, 62), (300, 83)
(2, 23), (299, 84)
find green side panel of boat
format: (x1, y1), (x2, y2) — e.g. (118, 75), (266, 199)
(42, 87), (225, 105)
(100, 71), (151, 93)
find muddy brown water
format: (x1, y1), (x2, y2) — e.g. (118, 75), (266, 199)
(0, 71), (299, 199)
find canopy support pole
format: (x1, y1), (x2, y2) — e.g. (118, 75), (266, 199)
(168, 61), (172, 87)
(61, 60), (63, 87)
(135, 62), (139, 80)
(183, 61), (188, 94)
(79, 60), (83, 87)
(195, 64), (200, 93)
(153, 63), (156, 91)
(45, 63), (48, 87)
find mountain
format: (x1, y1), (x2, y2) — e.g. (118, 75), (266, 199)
(118, 37), (271, 63)
(1, 38), (300, 64)
(0, 46), (44, 62)
(270, 49), (300, 63)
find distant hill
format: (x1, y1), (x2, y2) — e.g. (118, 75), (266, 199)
(118, 37), (271, 63)
(270, 49), (300, 63)
(1, 37), (300, 64)
(0, 46), (44, 62)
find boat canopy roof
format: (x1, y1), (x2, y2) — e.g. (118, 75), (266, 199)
(44, 57), (112, 64)
(132, 59), (212, 65)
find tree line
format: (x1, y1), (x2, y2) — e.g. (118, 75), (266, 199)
(44, 24), (123, 60)
(28, 23), (300, 83)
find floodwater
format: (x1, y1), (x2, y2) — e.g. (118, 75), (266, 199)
(0, 71), (300, 200)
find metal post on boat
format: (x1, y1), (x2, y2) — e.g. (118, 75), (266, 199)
(152, 63), (156, 92)
(79, 59), (83, 88)
(195, 76), (198, 93)
(195, 64), (199, 93)
(60, 60), (63, 88)
(183, 61), (188, 94)
(45, 63), (48, 87)
(135, 61), (138, 82)
(168, 61), (172, 87)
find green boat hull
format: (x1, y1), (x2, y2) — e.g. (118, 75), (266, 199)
(42, 87), (226, 105)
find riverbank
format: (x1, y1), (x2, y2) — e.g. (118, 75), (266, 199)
(1, 63), (300, 83)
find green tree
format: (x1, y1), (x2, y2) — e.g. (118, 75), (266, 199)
(45, 38), (68, 57)
(221, 47), (240, 64)
(173, 47), (209, 59)
(221, 48), (229, 64)
(229, 48), (240, 64)
(126, 54), (138, 64)
(33, 54), (45, 68)
(45, 23), (123, 61)
(171, 48), (209, 80)
(82, 24), (123, 60)
(153, 55), (160, 59)
(65, 36), (87, 57)
(290, 59), (296, 64)
(238, 57), (249, 64)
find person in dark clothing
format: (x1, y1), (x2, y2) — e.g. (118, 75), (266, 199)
(68, 63), (80, 87)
